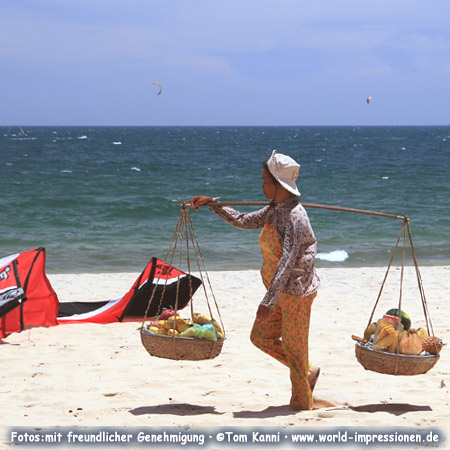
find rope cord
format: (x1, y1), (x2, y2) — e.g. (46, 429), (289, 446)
(367, 220), (407, 327)
(183, 207), (223, 357)
(141, 202), (224, 347)
(407, 222), (434, 336)
(394, 225), (407, 372)
(154, 212), (184, 319)
(141, 209), (185, 328)
(169, 210), (187, 347)
(363, 216), (433, 364)
(184, 205), (226, 336)
(184, 209), (195, 322)
(399, 222), (406, 315)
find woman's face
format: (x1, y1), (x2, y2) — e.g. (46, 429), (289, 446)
(261, 168), (277, 199)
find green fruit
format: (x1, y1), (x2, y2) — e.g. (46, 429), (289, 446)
(385, 308), (411, 331)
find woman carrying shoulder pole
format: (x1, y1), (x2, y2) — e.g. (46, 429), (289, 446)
(190, 150), (320, 410)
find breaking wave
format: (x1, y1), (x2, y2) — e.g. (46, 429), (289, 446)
(316, 250), (349, 262)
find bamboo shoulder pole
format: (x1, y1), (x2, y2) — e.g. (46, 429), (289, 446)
(185, 200), (407, 221)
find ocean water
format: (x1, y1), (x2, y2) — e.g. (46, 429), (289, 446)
(0, 126), (449, 273)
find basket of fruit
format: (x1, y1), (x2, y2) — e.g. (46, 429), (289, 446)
(354, 313), (443, 375)
(141, 311), (224, 361)
(354, 342), (441, 376)
(353, 219), (445, 376)
(140, 203), (225, 361)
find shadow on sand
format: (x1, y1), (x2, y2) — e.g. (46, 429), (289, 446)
(349, 403), (432, 416)
(130, 402), (430, 418)
(233, 405), (297, 419)
(130, 403), (224, 416)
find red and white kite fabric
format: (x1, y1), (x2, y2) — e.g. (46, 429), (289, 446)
(57, 257), (201, 324)
(0, 251), (199, 337)
(0, 248), (59, 339)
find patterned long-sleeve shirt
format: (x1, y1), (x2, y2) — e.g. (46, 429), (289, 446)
(208, 196), (320, 308)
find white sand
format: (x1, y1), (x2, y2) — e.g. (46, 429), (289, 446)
(1, 267), (449, 449)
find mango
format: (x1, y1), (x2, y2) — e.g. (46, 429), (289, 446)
(156, 320), (167, 328)
(163, 316), (189, 332)
(210, 319), (224, 335)
(193, 312), (211, 325)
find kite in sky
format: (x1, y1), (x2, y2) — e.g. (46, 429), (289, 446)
(152, 82), (162, 95)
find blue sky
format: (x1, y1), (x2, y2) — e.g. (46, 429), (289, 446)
(1, 0), (450, 126)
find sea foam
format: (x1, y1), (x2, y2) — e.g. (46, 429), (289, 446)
(316, 250), (349, 262)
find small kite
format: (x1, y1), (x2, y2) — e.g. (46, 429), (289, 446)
(366, 96), (373, 104)
(152, 82), (162, 95)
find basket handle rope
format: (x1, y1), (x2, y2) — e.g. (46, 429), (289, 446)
(141, 202), (225, 350)
(183, 203), (226, 337)
(407, 221), (434, 337)
(366, 217), (434, 337)
(140, 209), (186, 328)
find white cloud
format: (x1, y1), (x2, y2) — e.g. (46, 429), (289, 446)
(2, 0), (450, 125)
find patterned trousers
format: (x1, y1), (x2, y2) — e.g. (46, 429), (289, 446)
(250, 291), (317, 410)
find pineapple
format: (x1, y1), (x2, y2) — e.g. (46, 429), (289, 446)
(421, 336), (446, 355)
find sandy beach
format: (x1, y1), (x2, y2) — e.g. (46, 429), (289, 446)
(1, 266), (449, 449)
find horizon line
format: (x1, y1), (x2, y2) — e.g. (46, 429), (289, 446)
(1, 124), (450, 128)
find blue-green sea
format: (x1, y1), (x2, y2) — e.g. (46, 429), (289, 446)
(0, 126), (449, 273)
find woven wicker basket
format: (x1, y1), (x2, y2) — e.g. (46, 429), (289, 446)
(141, 328), (224, 361)
(355, 342), (439, 376)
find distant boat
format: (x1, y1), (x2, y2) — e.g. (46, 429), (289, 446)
(19, 128), (26, 136)
(78, 135), (88, 140)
